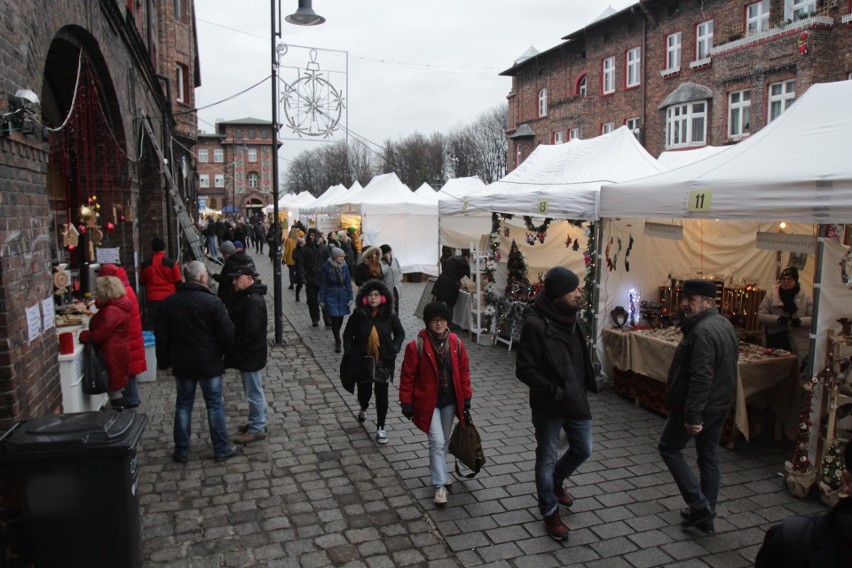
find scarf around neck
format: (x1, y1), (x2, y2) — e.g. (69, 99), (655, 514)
(533, 292), (578, 331)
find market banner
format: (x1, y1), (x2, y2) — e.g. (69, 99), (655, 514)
(755, 232), (816, 254)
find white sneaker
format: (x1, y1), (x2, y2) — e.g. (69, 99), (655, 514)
(376, 428), (388, 445)
(434, 486), (448, 505)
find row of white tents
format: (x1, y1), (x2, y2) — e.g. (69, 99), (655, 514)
(271, 81), (851, 381)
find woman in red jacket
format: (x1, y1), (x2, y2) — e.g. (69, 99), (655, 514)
(79, 275), (132, 409)
(98, 264), (146, 408)
(399, 302), (472, 507)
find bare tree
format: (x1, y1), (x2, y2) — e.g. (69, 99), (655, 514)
(446, 104), (507, 183)
(381, 131), (446, 189)
(284, 141), (376, 195)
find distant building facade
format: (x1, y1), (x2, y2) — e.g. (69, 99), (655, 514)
(196, 118), (276, 218)
(503, 0), (852, 167)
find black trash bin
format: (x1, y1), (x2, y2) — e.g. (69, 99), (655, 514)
(3, 411), (148, 568)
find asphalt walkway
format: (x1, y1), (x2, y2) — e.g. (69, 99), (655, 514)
(135, 249), (826, 567)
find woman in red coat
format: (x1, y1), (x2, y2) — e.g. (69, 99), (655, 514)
(399, 302), (472, 507)
(79, 275), (132, 409)
(98, 264), (146, 407)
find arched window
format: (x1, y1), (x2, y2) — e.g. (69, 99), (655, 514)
(248, 172), (259, 189)
(538, 88), (548, 117)
(577, 74), (587, 97)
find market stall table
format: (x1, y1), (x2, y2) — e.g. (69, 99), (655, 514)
(602, 327), (798, 443)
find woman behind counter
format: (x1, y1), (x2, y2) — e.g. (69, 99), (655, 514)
(758, 266), (813, 361)
(79, 275), (132, 409)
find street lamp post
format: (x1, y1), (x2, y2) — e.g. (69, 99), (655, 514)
(271, 0), (325, 345)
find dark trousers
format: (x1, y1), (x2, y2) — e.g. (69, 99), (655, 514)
(392, 288), (400, 315)
(287, 265), (297, 287)
(306, 283), (321, 323)
(331, 316), (344, 343)
(144, 300), (161, 331)
(658, 410), (728, 512)
(357, 381), (389, 429)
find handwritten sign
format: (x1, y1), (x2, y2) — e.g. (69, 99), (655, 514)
(756, 232), (817, 254)
(644, 222), (683, 241)
(96, 247), (120, 265)
(686, 190), (713, 213)
(41, 298), (55, 330)
(26, 304), (41, 343)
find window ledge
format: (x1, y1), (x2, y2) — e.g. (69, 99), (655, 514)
(842, 14), (852, 24)
(689, 57), (713, 70)
(665, 143), (707, 151)
(660, 67), (681, 78)
(728, 134), (751, 143)
(712, 16), (833, 55)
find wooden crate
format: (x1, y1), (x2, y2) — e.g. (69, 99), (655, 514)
(721, 287), (766, 331)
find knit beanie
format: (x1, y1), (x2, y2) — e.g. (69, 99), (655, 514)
(780, 267), (799, 282)
(682, 279), (717, 298)
(220, 241), (236, 255)
(423, 301), (451, 324)
(544, 267), (580, 300)
(152, 237), (166, 252)
(330, 247), (345, 260)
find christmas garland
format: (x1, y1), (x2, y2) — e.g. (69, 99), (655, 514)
(523, 216), (552, 234)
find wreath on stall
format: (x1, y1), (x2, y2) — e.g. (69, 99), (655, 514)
(523, 216), (552, 245)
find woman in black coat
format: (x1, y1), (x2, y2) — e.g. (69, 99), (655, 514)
(341, 279), (404, 445)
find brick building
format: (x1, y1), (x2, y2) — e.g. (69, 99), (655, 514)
(0, 0), (200, 562)
(503, 0), (852, 167)
(196, 118), (276, 218)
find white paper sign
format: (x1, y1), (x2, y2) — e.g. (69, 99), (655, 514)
(26, 304), (42, 343)
(41, 298), (55, 330)
(96, 247), (120, 265)
(644, 222), (684, 241)
(755, 232), (816, 254)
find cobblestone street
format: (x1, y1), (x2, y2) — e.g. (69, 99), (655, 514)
(135, 251), (825, 567)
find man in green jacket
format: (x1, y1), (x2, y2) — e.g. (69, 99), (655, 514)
(659, 279), (738, 534)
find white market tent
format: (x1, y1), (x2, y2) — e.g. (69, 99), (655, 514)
(414, 182), (439, 200)
(302, 184), (347, 215)
(436, 177), (491, 249)
(657, 145), (729, 170)
(599, 80), (852, 387)
(338, 173), (440, 275)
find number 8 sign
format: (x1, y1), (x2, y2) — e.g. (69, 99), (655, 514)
(687, 190), (713, 213)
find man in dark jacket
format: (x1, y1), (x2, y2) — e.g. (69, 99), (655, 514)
(213, 240), (256, 308)
(155, 260), (238, 463)
(433, 250), (471, 314)
(755, 441), (852, 567)
(224, 265), (268, 444)
(516, 267), (597, 542)
(659, 279), (738, 534)
(302, 228), (327, 327)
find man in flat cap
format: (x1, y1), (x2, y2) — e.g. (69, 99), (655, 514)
(516, 266), (597, 542)
(660, 278), (738, 534)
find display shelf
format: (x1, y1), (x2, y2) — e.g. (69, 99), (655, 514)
(815, 330), (852, 499)
(467, 241), (491, 346)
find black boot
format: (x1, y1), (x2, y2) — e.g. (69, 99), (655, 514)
(334, 339), (342, 353)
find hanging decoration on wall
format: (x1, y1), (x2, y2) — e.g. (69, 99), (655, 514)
(573, 239), (580, 251)
(565, 235), (573, 248)
(624, 233), (634, 272)
(581, 221), (597, 335)
(61, 224), (79, 249)
(797, 30), (809, 55)
(840, 247), (852, 288)
(523, 216), (551, 245)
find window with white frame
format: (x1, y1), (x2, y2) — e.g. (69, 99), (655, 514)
(538, 88), (548, 117)
(696, 20), (714, 60)
(728, 89), (752, 138)
(199, 174), (209, 188)
(601, 122), (615, 135)
(768, 80), (795, 121)
(198, 149), (208, 163)
(515, 145), (522, 168)
(746, 1), (770, 35)
(665, 101), (707, 149)
(625, 117), (640, 136)
(552, 130), (565, 144)
(176, 63), (189, 103)
(569, 128), (580, 140)
(602, 57), (616, 94)
(787, 0), (816, 20)
(248, 148), (258, 162)
(248, 172), (259, 189)
(213, 149), (224, 163)
(214, 174), (225, 188)
(666, 32), (682, 72)
(578, 75), (587, 97)
(626, 47), (641, 88)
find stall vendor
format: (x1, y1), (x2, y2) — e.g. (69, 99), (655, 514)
(757, 267), (812, 361)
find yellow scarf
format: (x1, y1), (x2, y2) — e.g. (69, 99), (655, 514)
(366, 324), (380, 359)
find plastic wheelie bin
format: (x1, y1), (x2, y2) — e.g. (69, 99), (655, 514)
(3, 411), (148, 568)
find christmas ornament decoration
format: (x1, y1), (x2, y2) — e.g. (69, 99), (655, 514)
(565, 235), (573, 248)
(797, 30), (809, 55)
(105, 221), (115, 233)
(572, 239), (580, 251)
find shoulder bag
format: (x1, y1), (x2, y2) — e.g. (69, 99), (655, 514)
(449, 410), (486, 478)
(82, 343), (110, 395)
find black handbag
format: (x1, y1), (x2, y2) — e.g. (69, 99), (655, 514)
(82, 343), (110, 395)
(448, 410), (486, 478)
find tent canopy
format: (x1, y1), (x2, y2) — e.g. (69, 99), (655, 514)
(657, 146), (729, 170)
(302, 184), (347, 215)
(337, 173), (437, 215)
(414, 182), (438, 200)
(440, 126), (665, 219)
(600, 81), (852, 223)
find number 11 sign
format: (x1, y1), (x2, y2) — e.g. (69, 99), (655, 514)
(687, 189), (713, 213)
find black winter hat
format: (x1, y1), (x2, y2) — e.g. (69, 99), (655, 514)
(682, 279), (717, 298)
(544, 267), (580, 300)
(152, 237), (166, 252)
(780, 266), (799, 282)
(423, 301), (451, 324)
(380, 244), (392, 255)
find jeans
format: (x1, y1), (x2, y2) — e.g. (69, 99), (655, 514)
(306, 283), (320, 323)
(240, 370), (267, 433)
(173, 376), (230, 457)
(658, 410), (727, 512)
(428, 405), (457, 487)
(357, 381), (389, 428)
(532, 414), (593, 517)
(207, 235), (218, 258)
(123, 375), (140, 406)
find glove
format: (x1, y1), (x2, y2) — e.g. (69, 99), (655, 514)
(464, 399), (471, 412)
(777, 316), (789, 326)
(791, 318), (802, 327)
(401, 403), (414, 420)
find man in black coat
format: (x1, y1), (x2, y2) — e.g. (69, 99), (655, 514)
(302, 228), (328, 327)
(224, 265), (268, 445)
(659, 279), (738, 534)
(755, 441), (852, 567)
(212, 240), (256, 308)
(433, 250), (471, 316)
(156, 260), (238, 463)
(516, 267), (597, 542)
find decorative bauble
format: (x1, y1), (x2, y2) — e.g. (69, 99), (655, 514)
(105, 222), (115, 232)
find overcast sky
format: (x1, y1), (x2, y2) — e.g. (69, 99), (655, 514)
(194, 0), (637, 172)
